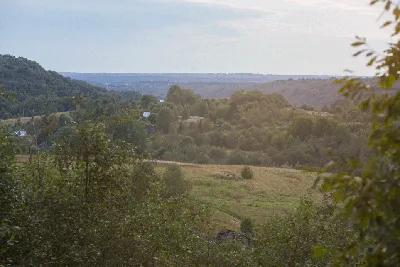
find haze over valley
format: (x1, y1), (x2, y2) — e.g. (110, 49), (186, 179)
(61, 72), (345, 108)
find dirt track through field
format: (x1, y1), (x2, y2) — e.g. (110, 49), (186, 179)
(152, 160), (197, 166)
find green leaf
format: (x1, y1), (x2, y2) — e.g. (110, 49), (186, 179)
(381, 74), (396, 88)
(392, 24), (400, 36)
(333, 190), (345, 202)
(343, 69), (354, 74)
(385, 1), (391, 11)
(381, 20), (392, 28)
(393, 7), (400, 20)
(351, 41), (365, 47)
(367, 56), (377, 66)
(312, 245), (327, 258)
(370, 0), (379, 5)
(353, 50), (366, 57)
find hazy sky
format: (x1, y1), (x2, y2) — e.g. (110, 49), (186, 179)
(0, 0), (390, 75)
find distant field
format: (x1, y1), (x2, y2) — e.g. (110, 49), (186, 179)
(1, 112), (70, 125)
(155, 163), (320, 231)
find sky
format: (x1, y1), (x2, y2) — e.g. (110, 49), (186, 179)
(0, 0), (391, 75)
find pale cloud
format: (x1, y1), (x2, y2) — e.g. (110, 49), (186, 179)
(0, 0), (390, 75)
(177, 0), (270, 12)
(286, 0), (370, 10)
(179, 0), (385, 39)
(180, 0), (374, 13)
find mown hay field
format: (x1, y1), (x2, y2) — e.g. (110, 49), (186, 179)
(156, 163), (320, 231)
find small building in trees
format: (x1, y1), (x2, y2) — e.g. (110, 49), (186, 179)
(13, 130), (27, 137)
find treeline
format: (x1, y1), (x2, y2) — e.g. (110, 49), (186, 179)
(7, 84), (371, 170)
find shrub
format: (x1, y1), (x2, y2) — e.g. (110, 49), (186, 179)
(241, 166), (254, 180)
(240, 218), (253, 235)
(289, 117), (314, 140)
(163, 165), (191, 197)
(195, 153), (210, 164)
(227, 150), (246, 165)
(254, 199), (361, 266)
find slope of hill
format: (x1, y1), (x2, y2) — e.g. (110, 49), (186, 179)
(0, 55), (107, 118)
(253, 78), (343, 108)
(255, 78), (400, 108)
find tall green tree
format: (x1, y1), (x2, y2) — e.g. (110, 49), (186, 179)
(0, 126), (17, 264)
(54, 123), (128, 199)
(162, 165), (191, 197)
(104, 115), (147, 154)
(313, 117), (337, 137)
(320, 1), (400, 265)
(182, 105), (191, 120)
(289, 117), (314, 140)
(140, 94), (158, 109)
(166, 85), (199, 106)
(156, 107), (175, 134)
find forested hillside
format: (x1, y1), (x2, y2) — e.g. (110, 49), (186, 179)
(0, 55), (108, 118)
(251, 78), (343, 108)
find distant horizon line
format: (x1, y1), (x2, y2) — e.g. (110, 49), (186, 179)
(60, 72), (362, 77)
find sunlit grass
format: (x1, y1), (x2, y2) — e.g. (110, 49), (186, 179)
(156, 163), (321, 231)
(1, 111), (70, 125)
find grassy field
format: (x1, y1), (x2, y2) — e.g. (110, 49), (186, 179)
(1, 111), (70, 125)
(156, 163), (320, 231)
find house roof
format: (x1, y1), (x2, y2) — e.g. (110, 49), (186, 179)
(13, 130), (27, 137)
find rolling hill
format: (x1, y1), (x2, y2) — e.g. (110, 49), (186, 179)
(62, 72), (397, 109)
(0, 55), (107, 118)
(60, 72), (353, 108)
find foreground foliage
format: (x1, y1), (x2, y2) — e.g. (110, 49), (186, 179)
(1, 122), (362, 266)
(1, 123), (210, 265)
(320, 0), (400, 265)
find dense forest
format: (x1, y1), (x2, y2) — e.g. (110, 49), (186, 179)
(144, 87), (370, 168)
(0, 55), (140, 118)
